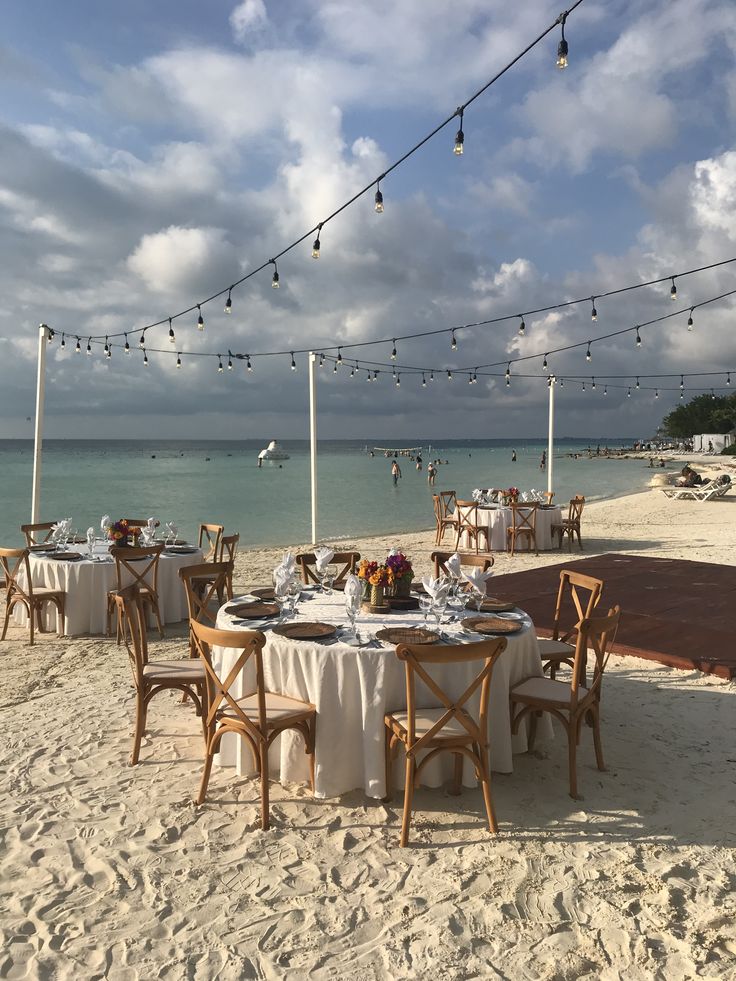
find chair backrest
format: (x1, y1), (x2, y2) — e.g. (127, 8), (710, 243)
(543, 491), (555, 505)
(569, 606), (621, 708)
(115, 584), (149, 686)
(120, 519), (149, 528)
(430, 551), (493, 578)
(190, 618), (267, 735)
(198, 523), (224, 562)
(0, 546), (33, 601)
(218, 532), (240, 564)
(110, 544), (164, 595)
(552, 569), (604, 644)
(20, 522), (55, 546)
(454, 501), (481, 537)
(509, 502), (538, 533)
(178, 561), (233, 626)
(296, 551), (360, 585)
(432, 495), (442, 525)
(438, 491), (457, 519)
(567, 496), (585, 522)
(394, 638), (507, 752)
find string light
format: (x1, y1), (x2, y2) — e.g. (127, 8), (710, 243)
(451, 329), (458, 351)
(447, 369), (453, 381)
(655, 389), (659, 399)
(636, 328), (642, 347)
(422, 373), (426, 387)
(217, 356), (224, 373)
(312, 224), (322, 259)
(636, 377), (640, 389)
(60, 333), (66, 349)
(374, 182), (384, 214)
(139, 332), (145, 347)
(680, 390), (684, 400)
(396, 374), (401, 387)
(430, 370), (434, 382)
(467, 373), (473, 385)
(519, 316), (526, 336)
(124, 334), (130, 354)
(505, 363), (511, 386)
(392, 365), (396, 379)
(586, 342), (592, 362)
(627, 387), (631, 397)
(591, 298), (597, 321)
(337, 347), (343, 366)
(143, 348), (148, 366)
(453, 107), (464, 155)
(582, 381), (586, 391)
(177, 353), (182, 369)
(556, 11), (568, 68)
(224, 289), (232, 314)
(592, 377), (596, 390)
(332, 360), (338, 374)
(350, 364), (355, 378)
(197, 305), (205, 330)
(227, 352), (233, 370)
(86, 338), (92, 356)
(687, 309), (694, 331)
(290, 352), (296, 371)
(373, 370), (379, 381)
(473, 368), (478, 383)
(104, 336), (109, 357)
(168, 319), (175, 343)
(271, 260), (280, 289)
(728, 372), (732, 386)
(391, 340), (397, 360)
(246, 355), (252, 372)
(604, 385), (608, 396)
(75, 337), (81, 354)
(670, 277), (677, 301)
(543, 354), (549, 371)
(319, 353), (324, 368)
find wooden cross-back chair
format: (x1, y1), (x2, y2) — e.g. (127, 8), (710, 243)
(106, 544), (164, 642)
(434, 491), (459, 545)
(510, 606), (621, 799)
(198, 524), (224, 563)
(178, 561), (233, 648)
(543, 491), (555, 505)
(384, 636), (507, 847)
(190, 618), (317, 831)
(114, 584), (208, 765)
(20, 522), (56, 546)
(430, 551), (493, 579)
(217, 533), (240, 600)
(295, 551), (360, 586)
(453, 501), (491, 554)
(537, 570), (604, 680)
(553, 496), (586, 551)
(0, 546), (66, 645)
(506, 502), (538, 556)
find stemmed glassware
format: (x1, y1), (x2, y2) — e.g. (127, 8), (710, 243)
(287, 579), (301, 618)
(86, 527), (96, 560)
(419, 594), (433, 623)
(344, 587), (362, 639)
(274, 576), (291, 621)
(431, 593), (448, 630)
(471, 586), (486, 612)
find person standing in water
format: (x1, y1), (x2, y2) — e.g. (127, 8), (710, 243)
(511, 449), (517, 462)
(427, 461), (437, 486)
(540, 450), (546, 471)
(391, 459), (402, 485)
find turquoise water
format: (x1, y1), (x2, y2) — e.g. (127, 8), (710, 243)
(0, 438), (671, 548)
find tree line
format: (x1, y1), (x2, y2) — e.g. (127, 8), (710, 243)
(661, 392), (736, 438)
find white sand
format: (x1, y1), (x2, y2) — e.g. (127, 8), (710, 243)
(1, 488), (735, 979)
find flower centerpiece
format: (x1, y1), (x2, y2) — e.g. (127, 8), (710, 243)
(503, 486), (520, 505)
(385, 550), (414, 597)
(357, 559), (395, 607)
(106, 518), (141, 547)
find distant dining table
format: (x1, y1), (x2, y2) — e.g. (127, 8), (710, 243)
(15, 541), (203, 636)
(458, 502), (563, 551)
(212, 587), (552, 799)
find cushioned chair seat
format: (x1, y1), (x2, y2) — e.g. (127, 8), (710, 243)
(142, 659), (206, 679)
(387, 707), (474, 740)
(536, 638), (575, 658)
(220, 691), (315, 725)
(511, 677), (589, 706)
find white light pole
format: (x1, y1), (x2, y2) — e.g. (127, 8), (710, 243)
(31, 324), (50, 523)
(547, 375), (555, 497)
(308, 352), (318, 545)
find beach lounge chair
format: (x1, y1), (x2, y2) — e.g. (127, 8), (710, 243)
(510, 606), (621, 799)
(114, 584), (208, 765)
(384, 635), (507, 846)
(191, 618), (316, 831)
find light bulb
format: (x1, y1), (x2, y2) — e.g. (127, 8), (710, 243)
(87, 339), (92, 356)
(217, 357), (224, 373)
(225, 290), (232, 314)
(451, 330), (457, 351)
(627, 388), (631, 398)
(139, 333), (145, 347)
(728, 373), (731, 386)
(636, 377), (640, 389)
(333, 361), (338, 374)
(670, 278), (677, 301)
(422, 373), (426, 387)
(586, 343), (592, 362)
(680, 375), (684, 389)
(177, 354), (182, 369)
(391, 340), (397, 360)
(454, 108), (464, 155)
(75, 337), (81, 353)
(711, 389), (716, 400)
(592, 377), (596, 390)
(543, 354), (548, 371)
(319, 354), (324, 368)
(557, 39), (568, 68)
(124, 335), (130, 354)
(227, 354), (233, 370)
(655, 389), (659, 399)
(447, 370), (453, 381)
(591, 298), (597, 321)
(291, 352), (296, 371)
(271, 261), (280, 288)
(604, 385), (607, 396)
(60, 334), (66, 349)
(168, 319), (175, 343)
(636, 329), (642, 347)
(519, 316), (525, 336)
(197, 306), (204, 330)
(143, 349), (148, 366)
(430, 370), (434, 382)
(337, 348), (343, 365)
(312, 234), (321, 259)
(374, 187), (384, 213)
(396, 374), (401, 387)
(582, 382), (586, 392)
(246, 355), (252, 372)
(687, 309), (694, 331)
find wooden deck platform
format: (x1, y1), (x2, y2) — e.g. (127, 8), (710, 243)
(493, 553), (736, 680)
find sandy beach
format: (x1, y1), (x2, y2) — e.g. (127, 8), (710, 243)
(2, 484), (735, 979)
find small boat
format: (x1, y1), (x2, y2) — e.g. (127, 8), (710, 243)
(258, 440), (290, 463)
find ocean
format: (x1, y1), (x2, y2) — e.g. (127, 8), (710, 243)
(0, 438), (673, 548)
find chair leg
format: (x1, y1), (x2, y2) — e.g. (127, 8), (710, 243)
(196, 731), (220, 805)
(383, 727), (393, 802)
(591, 706), (606, 771)
(130, 689), (147, 765)
(259, 740), (270, 831)
(567, 722), (579, 799)
(450, 752), (463, 796)
(527, 710), (539, 751)
(1, 601), (11, 641)
(478, 746), (498, 833)
(399, 756), (415, 847)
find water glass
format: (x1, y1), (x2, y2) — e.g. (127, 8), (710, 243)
(419, 595), (432, 623)
(431, 596), (448, 629)
(274, 579), (291, 619)
(287, 580), (301, 616)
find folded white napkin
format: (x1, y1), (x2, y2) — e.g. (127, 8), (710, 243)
(445, 552), (463, 578)
(463, 568), (494, 595)
(100, 515), (110, 535)
(313, 546), (334, 574)
(273, 565), (293, 593)
(279, 551), (297, 574)
(147, 517), (158, 530)
(422, 575), (451, 603)
(343, 573), (363, 608)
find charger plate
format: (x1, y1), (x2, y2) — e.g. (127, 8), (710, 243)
(272, 622), (336, 640)
(466, 597), (516, 613)
(375, 627), (439, 645)
(461, 616), (523, 635)
(250, 586), (276, 600)
(50, 552), (83, 561)
(228, 601), (280, 619)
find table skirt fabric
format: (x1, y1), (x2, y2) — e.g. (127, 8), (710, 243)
(458, 504), (562, 551)
(14, 545), (203, 636)
(212, 591), (552, 799)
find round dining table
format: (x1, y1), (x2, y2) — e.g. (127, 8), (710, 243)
(213, 588), (552, 799)
(458, 503), (562, 551)
(15, 541), (203, 636)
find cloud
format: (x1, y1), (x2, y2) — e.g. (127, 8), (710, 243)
(230, 0), (268, 43)
(127, 226), (240, 296)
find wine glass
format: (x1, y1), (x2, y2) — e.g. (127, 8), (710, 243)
(344, 589), (362, 638)
(323, 567), (336, 595)
(431, 593), (448, 630)
(471, 586), (486, 612)
(86, 528), (95, 560)
(419, 594), (432, 623)
(287, 579), (301, 617)
(274, 577), (291, 620)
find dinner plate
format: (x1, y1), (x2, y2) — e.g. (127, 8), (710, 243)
(494, 611), (526, 620)
(165, 545), (198, 554)
(272, 621), (337, 640)
(29, 543), (56, 552)
(461, 616), (523, 635)
(375, 627), (439, 645)
(466, 597), (516, 613)
(227, 601), (280, 619)
(249, 586), (276, 600)
(50, 552), (84, 561)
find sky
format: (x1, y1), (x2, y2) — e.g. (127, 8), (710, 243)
(1, 0), (735, 440)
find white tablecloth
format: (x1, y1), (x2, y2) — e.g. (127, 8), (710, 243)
(15, 542), (203, 636)
(458, 504), (562, 551)
(212, 589), (552, 799)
